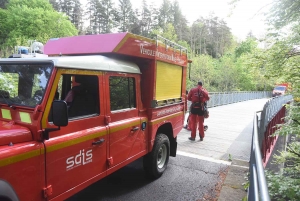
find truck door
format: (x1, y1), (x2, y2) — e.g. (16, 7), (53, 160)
(105, 73), (147, 171)
(41, 71), (108, 200)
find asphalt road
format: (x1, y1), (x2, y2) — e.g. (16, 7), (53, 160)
(66, 155), (227, 201)
(66, 98), (269, 201)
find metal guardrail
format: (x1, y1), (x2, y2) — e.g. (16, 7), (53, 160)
(187, 91), (272, 110)
(258, 95), (293, 151)
(249, 111), (270, 201)
(207, 91), (272, 108)
(248, 95), (293, 201)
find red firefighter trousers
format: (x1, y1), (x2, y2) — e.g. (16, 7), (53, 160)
(190, 114), (205, 139)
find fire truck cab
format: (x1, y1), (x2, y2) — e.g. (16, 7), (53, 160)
(0, 33), (188, 201)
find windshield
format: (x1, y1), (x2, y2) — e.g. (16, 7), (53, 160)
(0, 62), (53, 108)
(274, 86), (286, 91)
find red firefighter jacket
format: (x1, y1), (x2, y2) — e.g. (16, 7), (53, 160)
(187, 86), (210, 103)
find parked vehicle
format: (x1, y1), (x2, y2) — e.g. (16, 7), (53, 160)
(0, 33), (189, 201)
(272, 83), (289, 97)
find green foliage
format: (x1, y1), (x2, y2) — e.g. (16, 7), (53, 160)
(116, 0), (134, 32)
(158, 0), (172, 31)
(0, 0), (272, 94)
(266, 170), (300, 201)
(275, 103), (300, 137)
(189, 15), (233, 59)
(233, 56), (256, 90)
(187, 54), (215, 91)
(109, 76), (135, 110)
(256, 0), (300, 200)
(235, 38), (258, 58)
(151, 23), (177, 42)
(84, 0), (117, 34)
(0, 0), (77, 54)
(0, 0), (9, 9)
(228, 153), (232, 161)
(215, 54), (238, 91)
(268, 0), (300, 30)
(186, 38), (270, 92)
(7, 0), (54, 10)
(0, 73), (18, 96)
(0, 9), (9, 47)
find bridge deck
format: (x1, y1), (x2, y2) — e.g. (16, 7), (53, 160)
(177, 98), (270, 200)
(178, 98), (269, 162)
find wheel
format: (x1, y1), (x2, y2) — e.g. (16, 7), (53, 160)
(143, 133), (170, 179)
(0, 196), (12, 201)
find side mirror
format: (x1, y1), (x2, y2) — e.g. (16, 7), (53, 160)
(52, 100), (68, 126)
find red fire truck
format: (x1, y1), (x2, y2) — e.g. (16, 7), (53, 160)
(0, 33), (189, 201)
(272, 83), (289, 97)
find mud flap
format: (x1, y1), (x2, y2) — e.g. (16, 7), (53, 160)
(170, 141), (177, 157)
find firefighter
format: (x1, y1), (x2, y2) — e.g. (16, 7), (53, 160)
(187, 81), (210, 141)
(185, 103), (208, 131)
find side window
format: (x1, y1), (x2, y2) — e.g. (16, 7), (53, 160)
(49, 74), (99, 121)
(109, 76), (136, 111)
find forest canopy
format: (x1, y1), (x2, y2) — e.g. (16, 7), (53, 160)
(0, 0), (276, 92)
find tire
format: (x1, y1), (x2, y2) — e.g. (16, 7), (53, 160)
(143, 133), (170, 179)
(0, 196), (12, 201)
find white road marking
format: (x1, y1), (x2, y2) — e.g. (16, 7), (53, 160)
(177, 150), (232, 165)
(231, 164), (249, 169)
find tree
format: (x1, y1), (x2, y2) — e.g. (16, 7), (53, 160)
(0, 0), (78, 49)
(140, 0), (152, 37)
(50, 0), (84, 33)
(128, 8), (142, 34)
(158, 0), (172, 31)
(235, 37), (258, 58)
(147, 2), (160, 35)
(84, 0), (99, 34)
(49, 0), (60, 11)
(252, 0), (300, 200)
(116, 0), (135, 32)
(84, 0), (117, 34)
(187, 14), (232, 58)
(100, 0), (116, 33)
(0, 0), (271, 94)
(0, 8), (10, 57)
(71, 0), (84, 33)
(267, 0), (300, 30)
(171, 0), (188, 41)
(0, 0), (8, 9)
(152, 23), (177, 42)
(204, 14), (232, 58)
(187, 54), (215, 91)
(189, 20), (207, 56)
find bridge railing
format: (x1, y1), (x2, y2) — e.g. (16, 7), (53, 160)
(258, 95), (293, 166)
(248, 95), (293, 201)
(207, 91), (272, 108)
(187, 91), (272, 110)
(249, 111), (270, 201)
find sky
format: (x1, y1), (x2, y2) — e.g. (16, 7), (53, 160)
(128, 0), (273, 41)
(81, 0), (273, 40)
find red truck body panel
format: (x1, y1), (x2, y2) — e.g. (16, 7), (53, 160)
(0, 33), (188, 201)
(44, 33), (188, 67)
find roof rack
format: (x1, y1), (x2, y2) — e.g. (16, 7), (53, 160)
(155, 35), (188, 55)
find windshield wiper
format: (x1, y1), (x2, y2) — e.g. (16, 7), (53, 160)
(0, 93), (16, 109)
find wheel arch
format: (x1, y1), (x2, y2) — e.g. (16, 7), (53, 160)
(156, 123), (177, 157)
(0, 180), (19, 201)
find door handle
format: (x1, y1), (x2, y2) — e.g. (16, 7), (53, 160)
(92, 138), (105, 145)
(131, 127), (139, 132)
